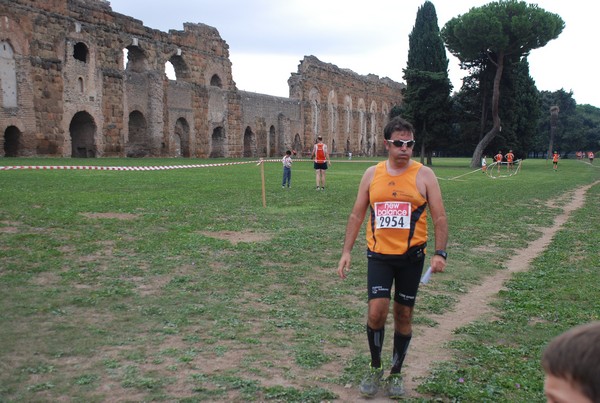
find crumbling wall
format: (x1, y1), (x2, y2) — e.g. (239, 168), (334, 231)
(0, 0), (403, 159)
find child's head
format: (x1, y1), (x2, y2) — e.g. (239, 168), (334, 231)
(286, 150), (291, 156)
(542, 322), (600, 403)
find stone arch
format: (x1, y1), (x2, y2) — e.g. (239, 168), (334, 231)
(0, 41), (18, 108)
(167, 54), (190, 80)
(174, 117), (190, 157)
(73, 42), (88, 63)
(126, 110), (149, 157)
(268, 125), (276, 157)
(357, 98), (367, 155)
(344, 95), (353, 136)
(327, 90), (338, 153)
(210, 126), (226, 157)
(3, 125), (21, 157)
(69, 111), (97, 158)
(243, 126), (256, 157)
(369, 101), (378, 156)
(124, 45), (148, 73)
(308, 87), (321, 137)
(210, 74), (222, 88)
(293, 133), (302, 155)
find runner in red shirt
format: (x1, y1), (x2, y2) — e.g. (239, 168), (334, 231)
(505, 150), (515, 173)
(311, 136), (330, 190)
(494, 151), (503, 173)
(552, 151), (559, 171)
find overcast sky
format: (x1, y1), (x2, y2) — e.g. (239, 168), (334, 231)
(108, 0), (598, 107)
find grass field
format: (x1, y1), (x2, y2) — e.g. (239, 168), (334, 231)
(0, 156), (598, 402)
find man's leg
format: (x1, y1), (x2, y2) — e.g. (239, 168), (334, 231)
(360, 298), (389, 397)
(386, 303), (414, 397)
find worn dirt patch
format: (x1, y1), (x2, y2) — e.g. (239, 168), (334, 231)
(81, 212), (139, 220)
(198, 230), (273, 245)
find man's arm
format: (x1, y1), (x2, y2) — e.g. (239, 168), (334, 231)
(420, 167), (448, 273)
(336, 166), (374, 279)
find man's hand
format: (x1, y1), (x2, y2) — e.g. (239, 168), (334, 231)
(337, 253), (351, 279)
(430, 254), (447, 273)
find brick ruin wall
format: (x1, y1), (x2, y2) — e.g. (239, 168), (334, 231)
(0, 0), (404, 159)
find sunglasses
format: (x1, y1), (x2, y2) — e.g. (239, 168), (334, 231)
(385, 139), (416, 148)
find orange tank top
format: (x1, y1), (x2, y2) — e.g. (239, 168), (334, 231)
(366, 161), (428, 255)
(314, 143), (327, 163)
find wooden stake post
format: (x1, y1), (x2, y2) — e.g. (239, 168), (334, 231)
(259, 159), (266, 208)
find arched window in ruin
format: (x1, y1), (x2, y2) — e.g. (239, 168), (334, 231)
(293, 133), (302, 155)
(78, 77), (84, 93)
(243, 126), (256, 158)
(174, 117), (190, 157)
(124, 46), (147, 73)
(309, 88), (321, 137)
(0, 41), (17, 108)
(210, 126), (226, 157)
(358, 98), (367, 156)
(126, 110), (148, 157)
(328, 90), (338, 150)
(3, 125), (21, 157)
(344, 95), (353, 135)
(69, 111), (97, 158)
(369, 101), (378, 156)
(165, 61), (176, 80)
(166, 54), (190, 81)
(268, 125), (276, 157)
(210, 74), (222, 88)
(73, 42), (88, 63)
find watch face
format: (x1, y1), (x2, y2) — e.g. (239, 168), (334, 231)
(435, 250), (447, 259)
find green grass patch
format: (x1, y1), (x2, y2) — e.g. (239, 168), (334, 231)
(1, 156), (598, 401)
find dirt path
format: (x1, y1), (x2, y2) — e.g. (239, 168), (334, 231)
(332, 181), (597, 401)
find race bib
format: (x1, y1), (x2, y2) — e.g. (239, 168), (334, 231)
(374, 202), (411, 229)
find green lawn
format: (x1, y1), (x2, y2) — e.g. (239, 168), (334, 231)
(1, 156), (598, 401)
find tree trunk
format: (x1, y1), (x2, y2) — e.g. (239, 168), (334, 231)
(470, 51), (504, 168)
(419, 120), (427, 164)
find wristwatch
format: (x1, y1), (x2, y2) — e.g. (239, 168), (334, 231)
(434, 250), (448, 260)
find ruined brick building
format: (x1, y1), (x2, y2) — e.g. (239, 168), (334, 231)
(0, 0), (404, 159)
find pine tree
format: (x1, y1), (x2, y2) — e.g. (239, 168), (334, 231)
(402, 1), (452, 165)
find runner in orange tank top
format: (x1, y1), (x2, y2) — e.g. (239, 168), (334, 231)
(505, 149), (515, 173)
(494, 151), (503, 173)
(553, 151), (559, 171)
(311, 136), (330, 190)
(336, 116), (448, 398)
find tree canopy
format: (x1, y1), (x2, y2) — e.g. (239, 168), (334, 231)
(442, 0), (564, 167)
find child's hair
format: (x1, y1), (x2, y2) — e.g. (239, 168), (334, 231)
(286, 150), (291, 156)
(542, 321), (600, 402)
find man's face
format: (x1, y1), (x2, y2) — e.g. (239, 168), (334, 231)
(544, 374), (591, 403)
(385, 130), (414, 165)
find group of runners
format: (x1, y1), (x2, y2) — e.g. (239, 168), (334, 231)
(575, 150), (595, 164)
(481, 149), (516, 173)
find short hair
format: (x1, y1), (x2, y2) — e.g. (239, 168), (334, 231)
(317, 135), (323, 140)
(286, 150), (291, 155)
(542, 321), (600, 402)
(383, 116), (414, 140)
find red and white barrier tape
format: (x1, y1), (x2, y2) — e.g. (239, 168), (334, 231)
(0, 159), (291, 171)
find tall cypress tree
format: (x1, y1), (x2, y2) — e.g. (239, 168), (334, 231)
(403, 1), (452, 164)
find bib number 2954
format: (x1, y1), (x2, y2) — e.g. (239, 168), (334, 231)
(374, 202), (411, 229)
